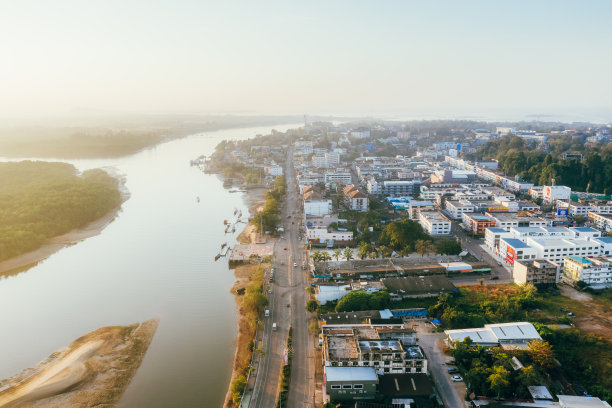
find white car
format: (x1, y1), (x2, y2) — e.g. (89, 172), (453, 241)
(451, 375), (463, 382)
(293, 262), (297, 267)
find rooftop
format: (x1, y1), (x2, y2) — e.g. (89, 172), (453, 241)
(358, 339), (402, 352)
(501, 238), (531, 249)
(382, 276), (456, 295)
(325, 366), (378, 382)
(378, 373), (434, 397)
(326, 335), (359, 360)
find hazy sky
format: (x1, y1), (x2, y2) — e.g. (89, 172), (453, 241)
(1, 1), (611, 121)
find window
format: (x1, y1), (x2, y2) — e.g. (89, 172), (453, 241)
(353, 384), (364, 389)
(331, 385), (341, 390)
(342, 384), (352, 389)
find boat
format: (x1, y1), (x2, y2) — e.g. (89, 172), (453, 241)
(232, 226), (236, 233)
(214, 254), (221, 261)
(233, 209), (238, 215)
(221, 242), (227, 249)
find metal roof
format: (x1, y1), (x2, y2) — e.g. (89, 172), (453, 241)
(325, 366), (378, 382)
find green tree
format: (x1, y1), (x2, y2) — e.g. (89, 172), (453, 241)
(416, 240), (428, 257)
(306, 300), (318, 313)
(343, 247), (354, 261)
(333, 248), (342, 261)
(359, 242), (370, 260)
(488, 366), (510, 399)
(527, 340), (554, 369)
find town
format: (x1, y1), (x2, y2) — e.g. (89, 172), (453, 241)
(209, 120), (612, 408)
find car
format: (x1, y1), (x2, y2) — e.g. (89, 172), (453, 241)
(293, 262), (297, 267)
(451, 376), (463, 382)
(268, 289), (272, 294)
(447, 367), (459, 374)
(445, 359), (456, 365)
(284, 247), (287, 250)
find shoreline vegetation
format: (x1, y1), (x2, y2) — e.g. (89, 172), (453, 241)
(0, 318), (159, 408)
(0, 115), (317, 159)
(0, 161), (128, 276)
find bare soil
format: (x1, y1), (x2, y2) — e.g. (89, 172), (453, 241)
(560, 284), (612, 338)
(0, 319), (158, 408)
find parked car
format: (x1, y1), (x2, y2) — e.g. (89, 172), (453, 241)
(447, 367), (459, 374)
(451, 376), (463, 382)
(293, 262), (297, 267)
(445, 360), (456, 365)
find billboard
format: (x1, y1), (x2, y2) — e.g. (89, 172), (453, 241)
(556, 208), (569, 217)
(487, 206), (509, 213)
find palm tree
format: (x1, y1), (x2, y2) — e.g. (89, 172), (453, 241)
(333, 248), (342, 261)
(358, 242), (369, 260)
(343, 247), (354, 261)
(310, 250), (321, 262)
(368, 251), (378, 260)
(321, 251), (332, 262)
(415, 240), (427, 257)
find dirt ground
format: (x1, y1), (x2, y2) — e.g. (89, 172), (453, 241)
(560, 284), (612, 338)
(0, 319), (158, 408)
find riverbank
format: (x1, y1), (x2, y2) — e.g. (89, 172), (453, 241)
(224, 187), (270, 408)
(0, 318), (159, 407)
(0, 174), (129, 277)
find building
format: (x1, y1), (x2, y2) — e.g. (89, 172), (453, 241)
(486, 212), (547, 231)
(445, 200), (476, 220)
(265, 164), (284, 176)
(343, 185), (369, 212)
(563, 256), (612, 289)
(419, 211), (451, 236)
(380, 180), (421, 197)
(304, 191), (333, 216)
(408, 200), (435, 219)
(513, 259), (560, 288)
(588, 212), (612, 233)
(324, 170), (352, 184)
(382, 276), (456, 299)
(542, 185), (571, 203)
(445, 322), (542, 349)
(324, 366), (378, 402)
(462, 213), (497, 236)
(557, 395), (612, 408)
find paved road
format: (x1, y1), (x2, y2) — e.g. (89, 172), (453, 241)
(285, 149), (315, 408)
(250, 145), (314, 408)
(418, 332), (467, 408)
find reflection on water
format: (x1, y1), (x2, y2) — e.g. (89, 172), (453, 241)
(0, 124), (298, 408)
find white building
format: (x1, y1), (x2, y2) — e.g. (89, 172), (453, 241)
(445, 200), (476, 220)
(542, 185), (571, 204)
(266, 164), (284, 176)
(588, 212), (612, 233)
(419, 211), (451, 236)
(563, 255), (612, 289)
(324, 170), (352, 184)
(445, 322), (541, 349)
(558, 395), (612, 408)
(304, 190), (332, 216)
(312, 154), (328, 168)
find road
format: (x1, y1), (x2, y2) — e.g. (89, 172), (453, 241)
(249, 145), (314, 408)
(418, 332), (467, 408)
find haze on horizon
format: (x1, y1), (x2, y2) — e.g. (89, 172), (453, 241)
(1, 1), (611, 123)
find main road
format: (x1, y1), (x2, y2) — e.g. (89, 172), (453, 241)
(249, 145), (314, 408)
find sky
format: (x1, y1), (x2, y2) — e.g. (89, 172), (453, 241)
(1, 1), (611, 122)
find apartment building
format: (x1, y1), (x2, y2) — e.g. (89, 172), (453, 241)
(445, 200), (476, 220)
(408, 200), (435, 219)
(588, 212), (612, 233)
(343, 184), (369, 212)
(419, 211), (451, 236)
(462, 213), (497, 236)
(563, 256), (612, 289)
(513, 259), (559, 288)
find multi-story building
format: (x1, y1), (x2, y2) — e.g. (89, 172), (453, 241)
(513, 259), (559, 288)
(563, 256), (612, 289)
(265, 164), (284, 176)
(588, 212), (612, 233)
(380, 180), (421, 197)
(408, 200), (435, 219)
(324, 170), (352, 184)
(462, 213), (497, 236)
(324, 366), (378, 402)
(304, 190), (332, 216)
(419, 211), (451, 236)
(445, 200), (476, 220)
(542, 185), (571, 204)
(485, 212), (547, 231)
(343, 184), (369, 212)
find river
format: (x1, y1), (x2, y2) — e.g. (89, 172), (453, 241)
(0, 123), (299, 407)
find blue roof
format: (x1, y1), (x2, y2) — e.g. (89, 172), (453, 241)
(595, 237), (612, 244)
(502, 238), (531, 249)
(568, 255), (592, 263)
(487, 228), (507, 233)
(572, 227), (598, 232)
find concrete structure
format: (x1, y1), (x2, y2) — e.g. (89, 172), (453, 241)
(513, 259), (560, 288)
(344, 185), (369, 212)
(558, 395), (612, 408)
(542, 185), (571, 204)
(486, 212), (547, 231)
(324, 366), (378, 402)
(265, 164), (284, 176)
(382, 276), (456, 299)
(588, 212), (612, 233)
(462, 213), (497, 236)
(563, 256), (612, 289)
(445, 200), (476, 220)
(408, 200), (435, 219)
(419, 211), (451, 236)
(304, 190), (333, 216)
(379, 180), (421, 197)
(445, 322), (542, 349)
(324, 170), (352, 184)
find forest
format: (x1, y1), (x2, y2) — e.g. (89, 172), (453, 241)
(0, 161), (122, 262)
(478, 135), (612, 194)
